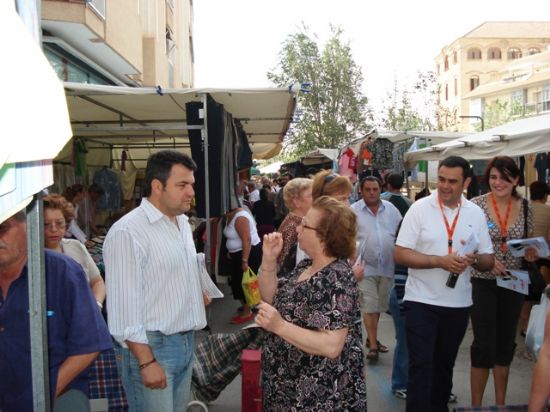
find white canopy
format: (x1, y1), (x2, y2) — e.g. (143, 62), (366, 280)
(1, 2), (72, 223)
(405, 114), (550, 164)
(301, 148), (339, 166)
(59, 82), (296, 169)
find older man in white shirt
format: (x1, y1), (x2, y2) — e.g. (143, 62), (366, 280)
(104, 151), (210, 412)
(351, 175), (402, 362)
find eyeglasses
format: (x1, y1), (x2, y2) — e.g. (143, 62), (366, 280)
(299, 217), (321, 233)
(44, 220), (66, 230)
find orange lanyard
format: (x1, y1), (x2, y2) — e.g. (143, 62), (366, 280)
(490, 193), (512, 253)
(438, 197), (461, 253)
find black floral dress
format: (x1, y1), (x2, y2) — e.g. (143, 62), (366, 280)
(261, 259), (367, 411)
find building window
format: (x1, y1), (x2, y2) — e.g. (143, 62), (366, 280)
(444, 56), (449, 71)
(467, 48), (482, 60)
(528, 47), (541, 56)
(43, 44), (115, 85)
(470, 75), (480, 91)
(511, 90), (525, 116)
(507, 48), (522, 59)
(453, 51), (457, 64)
(454, 78), (457, 96)
(539, 85), (550, 113)
(445, 83), (449, 101)
(488, 47), (502, 60)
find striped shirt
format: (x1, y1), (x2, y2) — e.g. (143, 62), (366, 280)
(104, 198), (206, 347)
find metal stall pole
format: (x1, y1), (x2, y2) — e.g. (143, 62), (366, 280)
(16, 0), (51, 409)
(27, 196), (51, 412)
(201, 93), (211, 271)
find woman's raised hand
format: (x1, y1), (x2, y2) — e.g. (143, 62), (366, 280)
(262, 232), (283, 261)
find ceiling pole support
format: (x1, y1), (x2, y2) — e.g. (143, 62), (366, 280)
(202, 93), (211, 272)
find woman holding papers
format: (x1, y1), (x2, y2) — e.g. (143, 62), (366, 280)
(469, 156), (538, 406)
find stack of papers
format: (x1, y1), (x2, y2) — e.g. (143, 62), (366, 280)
(506, 237), (550, 258)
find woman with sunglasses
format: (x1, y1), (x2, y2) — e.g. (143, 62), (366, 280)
(43, 194), (106, 308)
(256, 196), (366, 410)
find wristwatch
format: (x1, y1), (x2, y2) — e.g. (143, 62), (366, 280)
(473, 255), (479, 267)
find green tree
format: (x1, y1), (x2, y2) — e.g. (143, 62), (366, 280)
(379, 71), (436, 132)
(268, 25), (371, 159)
(482, 98), (527, 130)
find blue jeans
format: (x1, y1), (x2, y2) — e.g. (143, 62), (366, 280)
(389, 287), (408, 391)
(115, 331), (195, 412)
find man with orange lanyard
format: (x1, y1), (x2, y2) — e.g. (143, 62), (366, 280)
(394, 156), (495, 412)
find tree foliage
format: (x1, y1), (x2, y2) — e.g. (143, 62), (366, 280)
(268, 25), (371, 159)
(379, 71), (436, 132)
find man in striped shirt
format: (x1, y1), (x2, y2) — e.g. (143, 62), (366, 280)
(104, 151), (207, 412)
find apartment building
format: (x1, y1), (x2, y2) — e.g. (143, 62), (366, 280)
(41, 0), (194, 87)
(434, 22), (550, 132)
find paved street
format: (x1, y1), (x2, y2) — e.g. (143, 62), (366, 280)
(196, 282), (535, 411)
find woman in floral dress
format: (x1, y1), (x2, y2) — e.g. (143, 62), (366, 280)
(256, 196), (366, 411)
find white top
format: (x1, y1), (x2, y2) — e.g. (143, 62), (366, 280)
(67, 207), (88, 244)
(248, 189), (260, 203)
(396, 192), (493, 308)
(104, 198), (206, 347)
(223, 210), (261, 253)
(60, 238), (101, 283)
(351, 199), (402, 278)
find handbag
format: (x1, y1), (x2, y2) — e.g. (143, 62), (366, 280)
(241, 267), (261, 306)
(526, 289), (550, 358)
(522, 199), (546, 293)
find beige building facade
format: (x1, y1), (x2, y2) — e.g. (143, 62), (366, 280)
(41, 0), (194, 88)
(434, 22), (550, 132)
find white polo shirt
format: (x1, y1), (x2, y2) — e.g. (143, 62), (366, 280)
(396, 192), (493, 308)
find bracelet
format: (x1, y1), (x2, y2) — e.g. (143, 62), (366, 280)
(242, 258), (248, 262)
(139, 358), (157, 370)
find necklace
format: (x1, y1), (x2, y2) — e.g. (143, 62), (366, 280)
(490, 193), (512, 253)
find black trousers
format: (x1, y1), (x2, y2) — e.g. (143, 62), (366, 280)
(404, 301), (470, 412)
(470, 277), (524, 368)
(228, 243), (262, 301)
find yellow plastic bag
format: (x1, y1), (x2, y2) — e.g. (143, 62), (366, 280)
(241, 267), (261, 306)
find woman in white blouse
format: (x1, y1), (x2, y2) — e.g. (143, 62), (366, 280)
(43, 194), (106, 308)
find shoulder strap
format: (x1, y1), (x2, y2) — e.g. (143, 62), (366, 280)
(523, 198), (529, 239)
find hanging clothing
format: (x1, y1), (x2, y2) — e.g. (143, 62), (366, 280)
(93, 168), (122, 211)
(371, 138), (394, 170)
(338, 147), (357, 183)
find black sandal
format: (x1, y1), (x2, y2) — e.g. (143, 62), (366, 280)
(366, 348), (379, 361)
(366, 338), (389, 353)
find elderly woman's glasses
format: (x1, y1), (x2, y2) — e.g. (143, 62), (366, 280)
(44, 220), (66, 230)
(299, 217), (321, 233)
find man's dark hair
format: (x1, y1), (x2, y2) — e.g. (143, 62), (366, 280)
(360, 175), (382, 189)
(439, 156), (471, 180)
(144, 150), (197, 197)
(530, 181), (549, 201)
(386, 173), (404, 190)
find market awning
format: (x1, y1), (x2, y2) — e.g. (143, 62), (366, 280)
(404, 113), (550, 164)
(59, 83), (296, 168)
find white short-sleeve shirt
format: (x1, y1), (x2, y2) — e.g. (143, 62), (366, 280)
(396, 192), (493, 308)
(60, 238), (101, 283)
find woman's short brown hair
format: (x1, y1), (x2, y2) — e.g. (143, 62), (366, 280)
(43, 194), (75, 224)
(312, 170), (353, 200)
(283, 178), (312, 211)
(312, 196), (356, 259)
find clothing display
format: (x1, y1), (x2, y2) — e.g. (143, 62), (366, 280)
(371, 138), (394, 170)
(93, 167), (122, 211)
(534, 152), (549, 182)
(187, 97), (244, 218)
